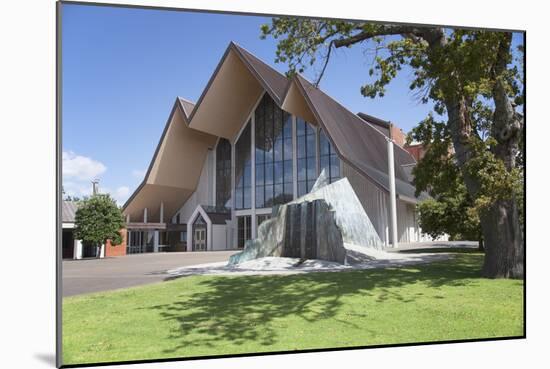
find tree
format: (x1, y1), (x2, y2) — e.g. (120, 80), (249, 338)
(408, 115), (481, 245)
(74, 194), (125, 258)
(261, 20), (524, 278)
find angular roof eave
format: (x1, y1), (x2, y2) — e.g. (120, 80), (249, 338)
(122, 97), (199, 212)
(231, 42), (289, 106)
(184, 42), (288, 125)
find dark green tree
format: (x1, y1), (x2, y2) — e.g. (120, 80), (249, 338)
(74, 194), (125, 258)
(409, 115), (481, 246)
(261, 19), (524, 278)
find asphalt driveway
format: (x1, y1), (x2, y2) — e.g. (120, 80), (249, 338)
(62, 251), (238, 297)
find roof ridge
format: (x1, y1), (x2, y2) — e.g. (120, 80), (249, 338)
(177, 96), (195, 105)
(177, 97), (196, 120)
(232, 42), (282, 75)
(231, 42), (288, 104)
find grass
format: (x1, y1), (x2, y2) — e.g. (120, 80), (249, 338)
(62, 251), (524, 365)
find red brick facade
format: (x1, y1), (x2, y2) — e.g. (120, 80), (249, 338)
(390, 124), (407, 147)
(105, 228), (127, 257)
(404, 143), (427, 162)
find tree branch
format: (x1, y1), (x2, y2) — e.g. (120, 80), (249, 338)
(314, 40), (334, 87)
(333, 25), (445, 49)
(490, 33), (521, 170)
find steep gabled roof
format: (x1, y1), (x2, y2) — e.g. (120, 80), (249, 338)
(124, 41), (427, 220)
(123, 99), (217, 221)
(293, 74), (422, 199)
(231, 43), (289, 104)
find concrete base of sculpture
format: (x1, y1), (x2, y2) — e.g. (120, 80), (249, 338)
(228, 172), (383, 266)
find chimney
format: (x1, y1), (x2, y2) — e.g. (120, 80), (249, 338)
(92, 179), (99, 195)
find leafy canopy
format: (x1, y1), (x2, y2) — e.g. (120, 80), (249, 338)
(74, 194), (125, 246)
(261, 18), (524, 219)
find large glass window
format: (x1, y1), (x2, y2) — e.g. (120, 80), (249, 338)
(255, 94), (293, 208)
(256, 214), (271, 228)
(127, 231), (154, 253)
(215, 138), (232, 208)
(296, 117), (318, 196)
(235, 121), (252, 210)
(319, 129), (341, 183)
(237, 215), (251, 249)
(159, 231), (167, 245)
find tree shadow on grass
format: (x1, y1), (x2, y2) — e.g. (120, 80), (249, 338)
(397, 248), (481, 254)
(144, 253), (482, 355)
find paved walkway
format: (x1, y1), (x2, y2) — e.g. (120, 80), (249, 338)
(62, 251), (238, 297)
(62, 242), (477, 297)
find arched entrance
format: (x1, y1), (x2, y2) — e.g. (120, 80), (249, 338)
(192, 214), (207, 251)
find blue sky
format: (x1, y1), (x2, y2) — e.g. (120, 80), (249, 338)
(61, 3), (523, 205)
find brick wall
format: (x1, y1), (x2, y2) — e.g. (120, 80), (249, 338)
(105, 228), (127, 257)
(390, 124), (407, 147)
(404, 144), (426, 162)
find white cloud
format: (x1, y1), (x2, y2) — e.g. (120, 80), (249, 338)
(114, 186), (130, 203)
(62, 181), (92, 199)
(132, 169), (146, 179)
(98, 185), (131, 205)
(62, 151), (131, 205)
(63, 150), (106, 180)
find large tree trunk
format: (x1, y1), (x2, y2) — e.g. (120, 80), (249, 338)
(446, 94), (524, 279)
(480, 199), (524, 278)
(479, 33), (524, 278)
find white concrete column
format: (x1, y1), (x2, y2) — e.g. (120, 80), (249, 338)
(159, 202), (164, 223)
(143, 207), (148, 223)
(207, 220), (212, 251)
(99, 243), (105, 258)
(153, 230), (159, 252)
(213, 142), (217, 206)
(187, 223), (193, 252)
(74, 239), (83, 260)
(231, 139), (237, 247)
(387, 138), (399, 248)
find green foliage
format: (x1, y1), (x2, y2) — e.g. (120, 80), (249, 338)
(461, 137), (523, 213)
(410, 115), (480, 240)
(418, 199), (480, 241)
(74, 194), (125, 247)
(261, 21), (522, 104)
(261, 19), (525, 238)
(261, 18), (357, 76)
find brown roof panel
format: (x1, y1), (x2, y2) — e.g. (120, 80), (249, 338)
(357, 112), (391, 138)
(232, 42), (289, 104)
(294, 74), (424, 200)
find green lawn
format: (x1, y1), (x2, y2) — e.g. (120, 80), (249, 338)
(63, 250), (524, 365)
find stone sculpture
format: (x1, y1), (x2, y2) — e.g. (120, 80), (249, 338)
(228, 170), (383, 266)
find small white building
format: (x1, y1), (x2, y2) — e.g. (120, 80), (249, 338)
(62, 200), (106, 259)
